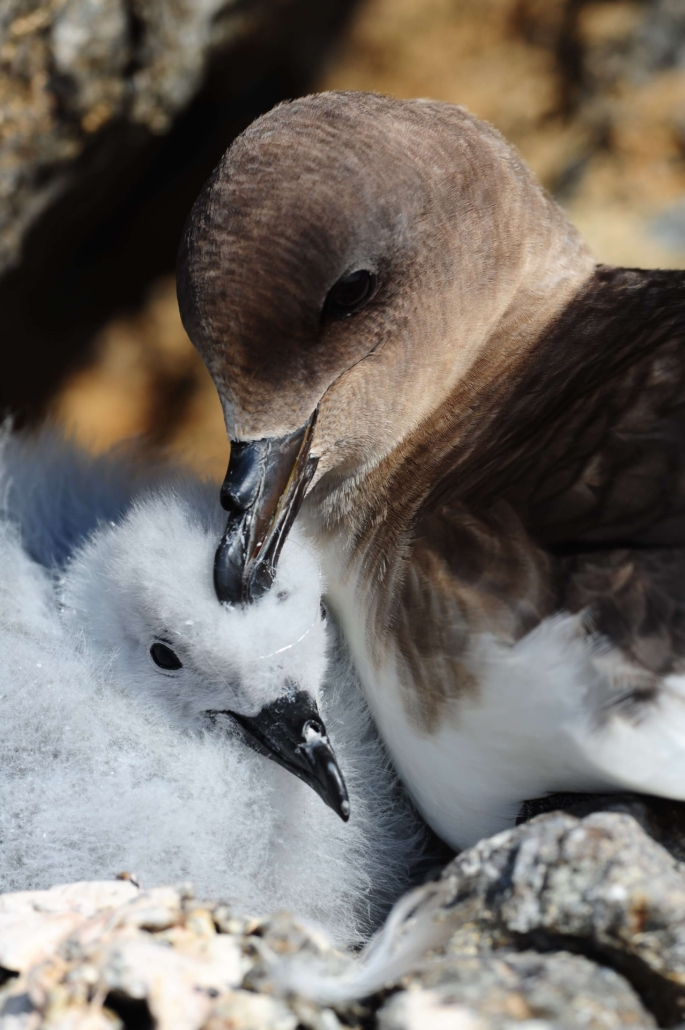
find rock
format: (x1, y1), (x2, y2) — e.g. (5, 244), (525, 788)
(378, 991), (485, 1030)
(376, 811), (685, 1027)
(0, 0), (247, 277)
(0, 880), (347, 1030)
(204, 993), (297, 1030)
(381, 950), (654, 1029)
(1, 812), (683, 1029)
(0, 0), (356, 425)
(518, 792), (685, 863)
(0, 881), (139, 972)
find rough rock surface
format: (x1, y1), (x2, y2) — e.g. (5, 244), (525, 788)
(4, 811), (685, 1029)
(0, 0), (249, 275)
(374, 810), (685, 1029)
(378, 951), (652, 1030)
(0, 878), (351, 1030)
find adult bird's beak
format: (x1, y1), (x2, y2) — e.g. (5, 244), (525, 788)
(208, 690), (350, 821)
(214, 409), (319, 605)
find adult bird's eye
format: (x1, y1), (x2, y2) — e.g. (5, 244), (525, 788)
(150, 642), (183, 671)
(323, 270), (376, 319)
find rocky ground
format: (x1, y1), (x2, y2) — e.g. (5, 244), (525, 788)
(4, 810), (685, 1030)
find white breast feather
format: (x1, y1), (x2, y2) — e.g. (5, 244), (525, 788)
(326, 552), (685, 850)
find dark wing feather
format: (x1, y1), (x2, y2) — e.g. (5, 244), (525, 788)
(492, 266), (685, 549)
(364, 267), (685, 707)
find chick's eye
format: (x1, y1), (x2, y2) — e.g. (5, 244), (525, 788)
(320, 602), (328, 621)
(150, 642), (182, 671)
(323, 270), (376, 319)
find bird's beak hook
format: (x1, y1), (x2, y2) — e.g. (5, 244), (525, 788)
(207, 688), (350, 821)
(214, 408), (318, 606)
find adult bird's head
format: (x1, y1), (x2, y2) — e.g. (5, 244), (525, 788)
(177, 91), (595, 600)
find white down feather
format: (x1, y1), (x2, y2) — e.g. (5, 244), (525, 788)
(0, 429), (426, 946)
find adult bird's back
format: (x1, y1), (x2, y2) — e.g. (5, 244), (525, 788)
(177, 91), (685, 848)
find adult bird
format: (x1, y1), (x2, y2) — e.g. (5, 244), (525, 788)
(177, 91), (685, 849)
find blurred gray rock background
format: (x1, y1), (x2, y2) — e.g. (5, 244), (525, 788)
(0, 0), (250, 275)
(4, 810), (685, 1030)
(0, 0), (357, 443)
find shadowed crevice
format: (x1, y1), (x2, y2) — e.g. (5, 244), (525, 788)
(104, 992), (154, 1030)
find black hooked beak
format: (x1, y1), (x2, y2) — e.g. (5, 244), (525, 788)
(208, 690), (350, 821)
(214, 409), (318, 606)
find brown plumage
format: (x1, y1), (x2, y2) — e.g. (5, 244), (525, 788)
(178, 91), (685, 847)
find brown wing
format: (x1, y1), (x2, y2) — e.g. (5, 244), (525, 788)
(476, 265), (685, 551)
(361, 266), (685, 714)
(562, 547), (685, 676)
(473, 267), (685, 678)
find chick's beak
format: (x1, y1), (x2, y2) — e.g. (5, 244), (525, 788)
(210, 690), (350, 821)
(214, 410), (318, 606)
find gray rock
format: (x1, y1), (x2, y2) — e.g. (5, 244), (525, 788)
(380, 950), (654, 1029)
(382, 811), (685, 1027)
(0, 0), (247, 274)
(517, 793), (685, 864)
(0, 812), (684, 1029)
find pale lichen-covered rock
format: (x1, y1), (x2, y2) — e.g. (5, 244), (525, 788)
(0, 880), (143, 974)
(0, 879), (344, 1030)
(1, 812), (684, 1029)
(378, 991), (486, 1030)
(0, 0), (250, 274)
(374, 811), (685, 1027)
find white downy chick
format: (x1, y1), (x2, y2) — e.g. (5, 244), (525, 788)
(0, 430), (427, 945)
(62, 481), (329, 740)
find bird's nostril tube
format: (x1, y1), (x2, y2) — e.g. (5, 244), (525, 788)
(220, 442), (264, 514)
(303, 719), (324, 739)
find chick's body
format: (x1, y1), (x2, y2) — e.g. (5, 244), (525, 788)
(0, 430), (426, 944)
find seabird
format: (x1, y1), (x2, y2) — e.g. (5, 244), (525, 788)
(177, 90), (685, 849)
(2, 427), (347, 819)
(0, 428), (427, 942)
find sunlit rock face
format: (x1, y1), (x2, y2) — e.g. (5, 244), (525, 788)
(3, 811), (685, 1030)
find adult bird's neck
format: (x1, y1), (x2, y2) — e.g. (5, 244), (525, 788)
(306, 264), (685, 586)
